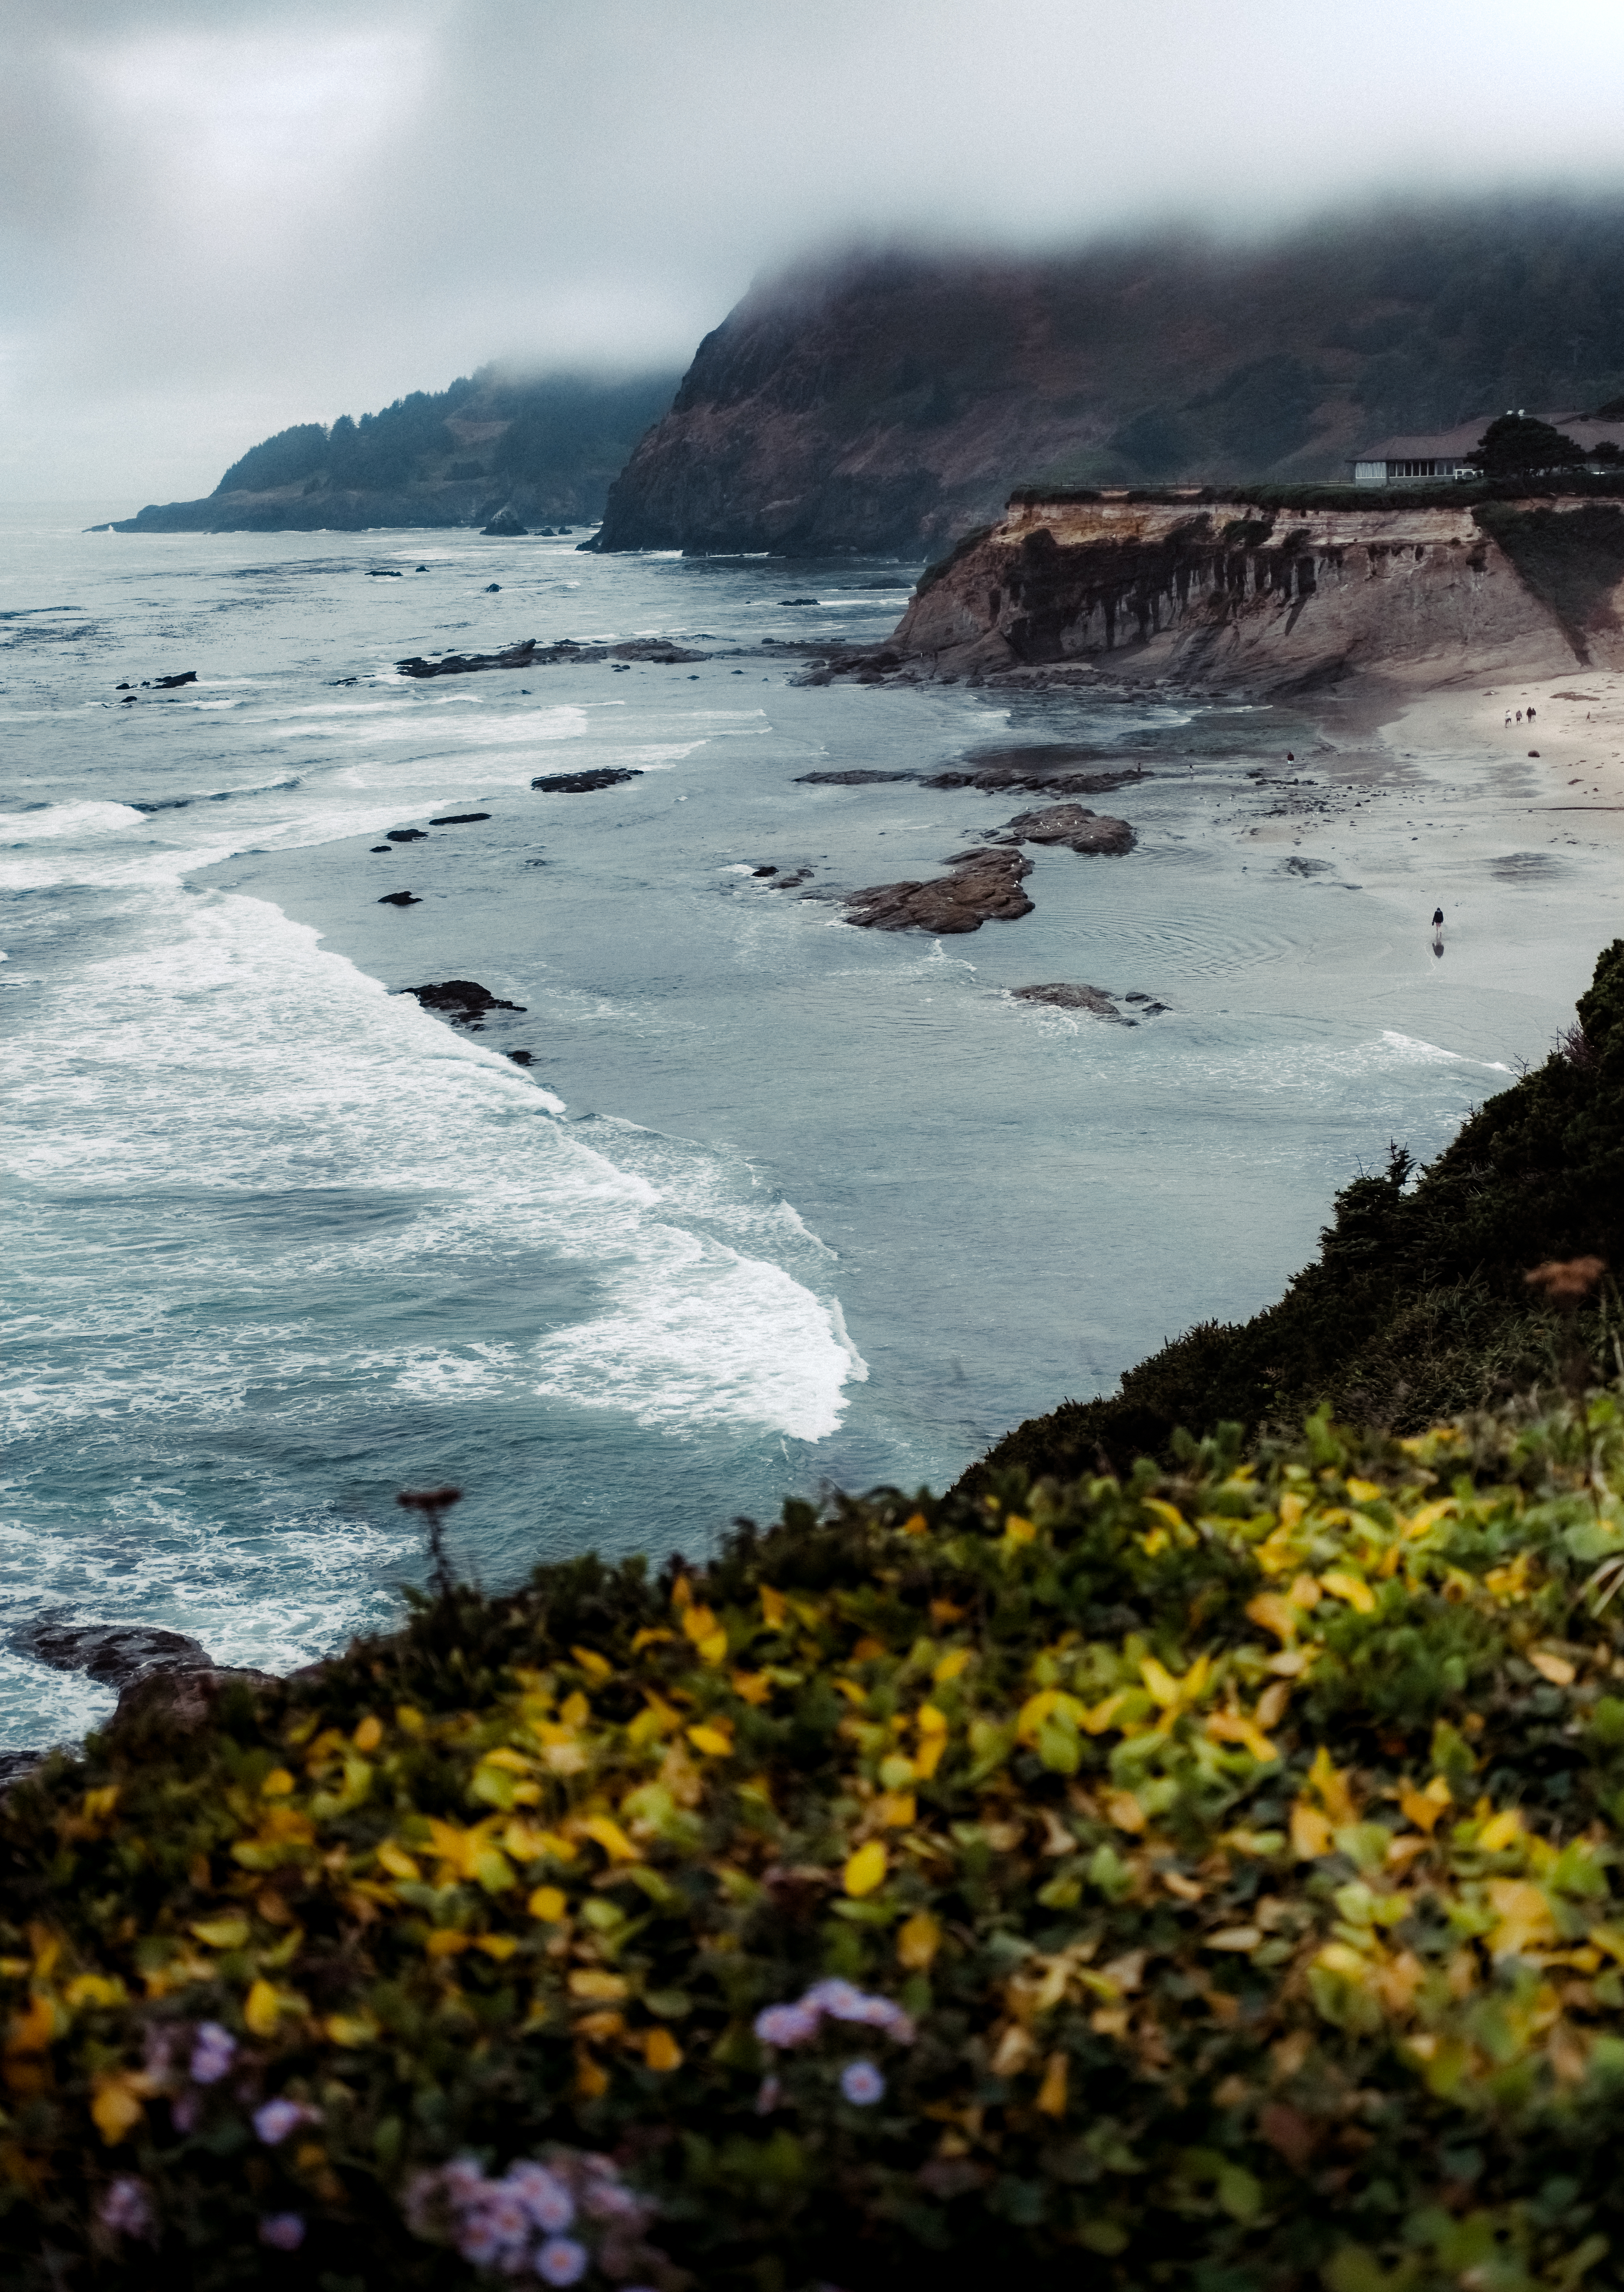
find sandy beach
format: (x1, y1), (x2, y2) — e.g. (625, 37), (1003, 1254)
(1376, 668), (1624, 846)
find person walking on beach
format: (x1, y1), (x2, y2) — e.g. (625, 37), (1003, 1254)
(1432, 907), (1444, 930)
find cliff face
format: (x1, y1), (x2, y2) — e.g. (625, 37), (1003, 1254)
(888, 495), (1624, 690)
(102, 368), (680, 535)
(593, 203), (1624, 558)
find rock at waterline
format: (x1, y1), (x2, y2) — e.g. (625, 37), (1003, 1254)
(365, 569), (403, 578)
(998, 803), (1135, 855)
(378, 891), (420, 907)
(508, 1049), (535, 1065)
(404, 980), (526, 1023)
(778, 597), (820, 606)
(386, 827), (428, 841)
(428, 812), (491, 826)
(844, 848), (1034, 934)
(370, 845), (392, 853)
(12, 1617), (213, 1689)
(484, 583), (501, 592)
(481, 508), (528, 536)
(108, 1664), (282, 1744)
(149, 670), (197, 689)
(531, 767), (642, 794)
(795, 770), (917, 786)
(1013, 982), (1121, 1017)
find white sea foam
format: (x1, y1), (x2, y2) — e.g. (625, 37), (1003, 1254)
(0, 800), (145, 840)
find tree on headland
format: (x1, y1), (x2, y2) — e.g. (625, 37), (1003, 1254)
(1464, 413), (1587, 476)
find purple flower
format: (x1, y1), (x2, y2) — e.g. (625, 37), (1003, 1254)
(99, 2176), (153, 2239)
(482, 2188), (532, 2253)
(445, 2156), (489, 2201)
(582, 2177), (641, 2221)
(509, 2162), (574, 2233)
(858, 1997), (916, 2043)
(536, 2237), (589, 2285)
(753, 2002), (818, 2048)
(458, 2214), (507, 2266)
(189, 2021), (236, 2085)
(839, 2058), (885, 2106)
(259, 2213), (305, 2251)
(253, 2097), (307, 2146)
(755, 2073), (782, 2115)
(805, 1978), (864, 2020)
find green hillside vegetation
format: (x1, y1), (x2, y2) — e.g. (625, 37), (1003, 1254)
(7, 1390), (1624, 2288)
(110, 368), (681, 534)
(970, 943), (1624, 1494)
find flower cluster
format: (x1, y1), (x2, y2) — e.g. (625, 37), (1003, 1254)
(752, 1976), (915, 2050)
(404, 2147), (666, 2285)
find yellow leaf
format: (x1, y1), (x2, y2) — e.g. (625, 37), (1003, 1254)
(1291, 1803), (1335, 1859)
(570, 1645), (613, 1682)
(991, 2022), (1035, 2075)
(1479, 1808), (1525, 1853)
(1398, 1777), (1451, 1836)
(1003, 1515), (1037, 1545)
(643, 2026), (682, 2072)
(1486, 1879), (1556, 1958)
(1246, 1593), (1302, 1645)
(575, 2048), (609, 2099)
(189, 1918), (249, 1950)
(1082, 1690), (1132, 1736)
(874, 1793), (916, 1828)
(686, 1723), (734, 1758)
(933, 1649), (973, 1685)
(630, 1626), (675, 1653)
(1305, 1746), (1356, 1825)
(731, 1670), (771, 1705)
(1036, 2050), (1069, 2117)
(395, 1705), (425, 1735)
(65, 1974), (125, 2009)
(1321, 1572), (1376, 1614)
(1141, 1498), (1188, 1534)
(7, 1992), (55, 2053)
(897, 1911), (942, 1970)
(559, 1691), (590, 1728)
(1530, 1650), (1576, 1687)
(376, 1841), (420, 1881)
(244, 1978), (284, 2037)
(579, 1815), (641, 1864)
(901, 1512), (929, 1536)
(569, 1969), (628, 2002)
(91, 2073), (150, 2146)
(759, 1585), (788, 1628)
(351, 1715), (383, 1754)
(1104, 1790), (1146, 1835)
(1345, 1479), (1383, 1503)
(426, 1929), (471, 1958)
(260, 1769), (296, 1799)
(1205, 1927), (1263, 1953)
(475, 1934), (520, 1961)
(844, 1840), (888, 1897)
(326, 2012), (379, 2048)
(529, 1886), (568, 1923)
(1205, 1710), (1278, 1763)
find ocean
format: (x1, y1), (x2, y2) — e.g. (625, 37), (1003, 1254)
(2, 502), (1614, 1749)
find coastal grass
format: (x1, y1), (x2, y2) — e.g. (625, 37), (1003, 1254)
(970, 941), (1624, 1493)
(9, 1394), (1624, 2286)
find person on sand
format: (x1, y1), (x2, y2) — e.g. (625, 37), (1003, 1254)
(1432, 907), (1444, 930)
(1527, 706), (1536, 722)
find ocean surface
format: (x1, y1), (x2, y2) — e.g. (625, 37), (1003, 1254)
(3, 502), (1617, 1748)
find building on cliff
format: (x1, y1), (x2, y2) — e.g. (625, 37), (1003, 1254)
(1351, 412), (1624, 483)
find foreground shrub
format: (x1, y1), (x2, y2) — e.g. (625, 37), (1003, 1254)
(7, 1396), (1624, 2286)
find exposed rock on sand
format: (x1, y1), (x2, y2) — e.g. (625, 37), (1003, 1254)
(999, 803), (1135, 854)
(795, 770), (918, 786)
(378, 891), (420, 907)
(404, 980), (525, 1023)
(844, 848), (1033, 933)
(429, 811), (491, 826)
(795, 757), (1150, 796)
(531, 767), (642, 794)
(398, 637), (709, 679)
(1013, 982), (1168, 1020)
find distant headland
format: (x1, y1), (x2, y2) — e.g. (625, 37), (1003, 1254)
(95, 365), (680, 535)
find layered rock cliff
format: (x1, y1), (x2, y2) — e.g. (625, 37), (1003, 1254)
(593, 200), (1624, 558)
(883, 494), (1624, 691)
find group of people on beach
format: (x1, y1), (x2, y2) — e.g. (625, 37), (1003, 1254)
(1504, 705), (1536, 726)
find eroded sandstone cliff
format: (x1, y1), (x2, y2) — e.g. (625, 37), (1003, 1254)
(885, 495), (1624, 690)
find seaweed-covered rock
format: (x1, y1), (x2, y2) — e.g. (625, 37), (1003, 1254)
(844, 847), (1034, 932)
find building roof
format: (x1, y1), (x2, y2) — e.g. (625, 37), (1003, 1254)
(1357, 413), (1624, 461)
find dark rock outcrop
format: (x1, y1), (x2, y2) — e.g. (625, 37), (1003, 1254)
(150, 670), (198, 689)
(1012, 983), (1121, 1016)
(108, 1665), (281, 1743)
(482, 507), (528, 536)
(844, 848), (1033, 934)
(531, 767), (642, 794)
(397, 638), (708, 680)
(405, 980), (525, 1022)
(378, 891), (420, 907)
(428, 812), (492, 825)
(1000, 803), (1136, 855)
(386, 828), (428, 841)
(795, 770), (917, 786)
(13, 1618), (212, 1689)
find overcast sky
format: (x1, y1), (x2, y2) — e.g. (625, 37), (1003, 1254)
(8, 0), (1624, 502)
